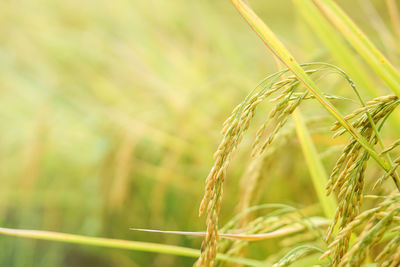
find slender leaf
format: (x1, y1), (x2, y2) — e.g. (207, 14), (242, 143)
(293, 0), (380, 97)
(313, 0), (400, 96)
(0, 227), (269, 267)
(293, 109), (337, 219)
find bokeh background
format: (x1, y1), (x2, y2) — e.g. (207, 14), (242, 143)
(0, 0), (397, 266)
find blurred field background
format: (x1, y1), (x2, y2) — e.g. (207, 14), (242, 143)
(0, 0), (399, 266)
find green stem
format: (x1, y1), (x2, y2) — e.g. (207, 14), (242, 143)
(312, 0), (400, 97)
(293, 109), (337, 219)
(293, 0), (380, 97)
(0, 227), (269, 267)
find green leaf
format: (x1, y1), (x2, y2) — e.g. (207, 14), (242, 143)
(0, 227), (269, 267)
(313, 0), (400, 97)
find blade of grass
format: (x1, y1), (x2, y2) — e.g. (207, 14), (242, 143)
(0, 227), (269, 267)
(292, 0), (379, 97)
(130, 216), (330, 241)
(294, 0), (400, 136)
(229, 0), (400, 190)
(312, 0), (400, 97)
(293, 109), (337, 219)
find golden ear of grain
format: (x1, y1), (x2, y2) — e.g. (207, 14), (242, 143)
(196, 0), (400, 265)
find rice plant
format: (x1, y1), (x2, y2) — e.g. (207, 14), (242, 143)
(196, 0), (400, 266)
(1, 0), (400, 267)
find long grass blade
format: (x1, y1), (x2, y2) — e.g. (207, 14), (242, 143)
(313, 0), (400, 97)
(0, 227), (269, 267)
(130, 216), (330, 241)
(294, 0), (400, 137)
(292, 0), (379, 97)
(293, 109), (337, 219)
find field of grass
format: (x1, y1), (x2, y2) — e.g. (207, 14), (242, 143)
(1, 0), (400, 266)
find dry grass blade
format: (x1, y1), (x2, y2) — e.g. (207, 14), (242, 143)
(217, 203), (328, 264)
(130, 216), (329, 242)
